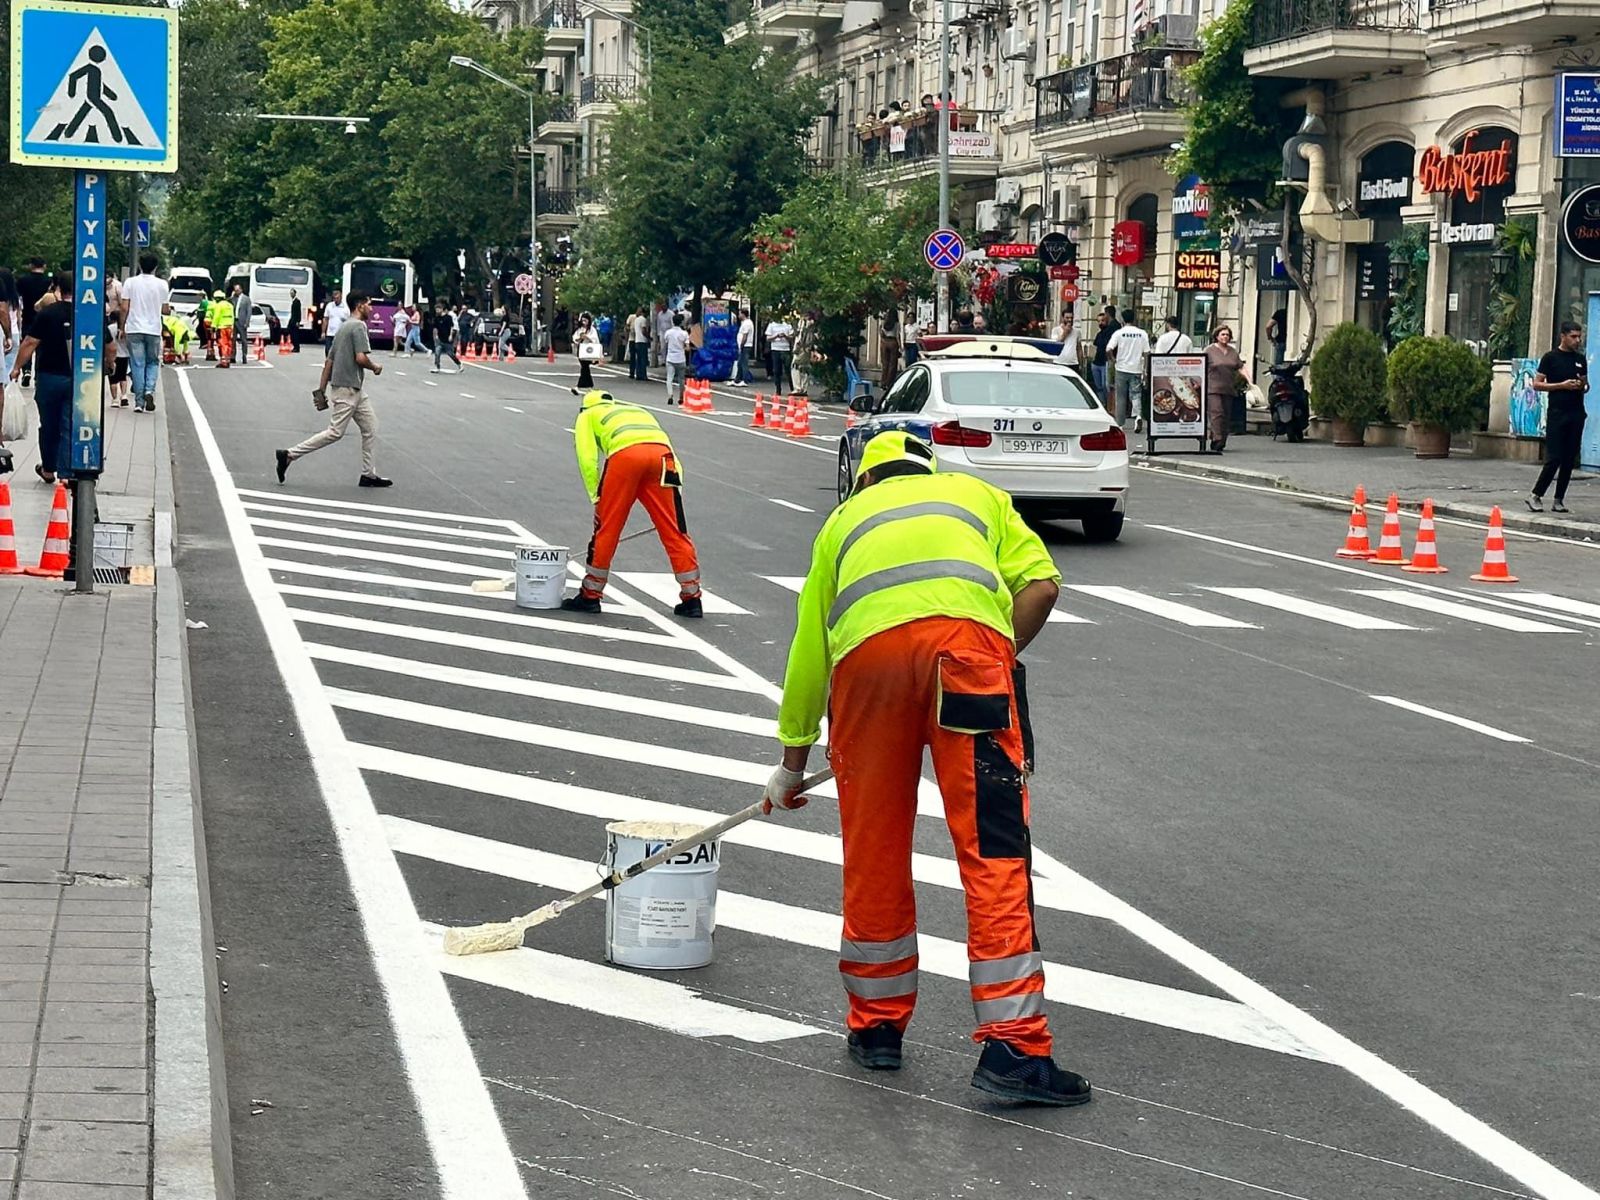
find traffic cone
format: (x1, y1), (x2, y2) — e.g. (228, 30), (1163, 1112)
(506, 344), (517, 363)
(546, 343), (556, 364)
(1470, 506), (1519, 583)
(277, 335), (291, 355)
(787, 395), (812, 437)
(770, 393), (790, 430)
(0, 482), (24, 574)
(1370, 493), (1410, 566)
(253, 337), (265, 362)
(1334, 485), (1376, 559)
(25, 483), (71, 578)
(751, 392), (767, 427)
(1402, 499), (1449, 573)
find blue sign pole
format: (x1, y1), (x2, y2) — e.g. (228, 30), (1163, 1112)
(70, 169), (106, 589)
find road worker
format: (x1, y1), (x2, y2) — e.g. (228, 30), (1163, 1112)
(764, 430), (1089, 1107)
(564, 389), (703, 618)
(162, 312), (194, 364)
(209, 290), (235, 369)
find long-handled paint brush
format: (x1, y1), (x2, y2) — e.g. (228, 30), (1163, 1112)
(441, 768), (834, 956)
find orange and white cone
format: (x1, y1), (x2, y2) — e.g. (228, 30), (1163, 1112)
(1470, 506), (1518, 583)
(254, 337), (266, 362)
(546, 343), (556, 364)
(1402, 499), (1448, 573)
(0, 482), (24, 574)
(25, 483), (71, 578)
(1370, 493), (1410, 566)
(751, 392), (766, 427)
(770, 393), (789, 429)
(787, 395), (812, 437)
(1335, 485), (1376, 559)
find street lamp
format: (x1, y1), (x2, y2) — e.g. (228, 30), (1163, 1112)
(450, 55), (540, 292)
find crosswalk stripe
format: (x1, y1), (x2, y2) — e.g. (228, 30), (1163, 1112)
(289, 609), (763, 692)
(1046, 609), (1093, 624)
(236, 487), (518, 528)
(309, 644), (776, 735)
(1349, 590), (1576, 633)
(243, 501), (535, 543)
(615, 572), (753, 615)
(1508, 592), (1600, 621)
(761, 575), (806, 593)
(251, 517), (532, 562)
(259, 537), (535, 579)
(418, 921), (823, 1043)
(1202, 587), (1416, 631)
(1066, 585), (1258, 628)
(392, 819), (1323, 1060)
(353, 744), (1105, 917)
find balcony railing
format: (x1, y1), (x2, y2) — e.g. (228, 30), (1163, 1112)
(1251, 0), (1419, 42)
(1034, 51), (1198, 133)
(579, 74), (636, 105)
(537, 188), (579, 215)
(540, 97), (577, 124)
(537, 0), (581, 28)
(853, 110), (996, 169)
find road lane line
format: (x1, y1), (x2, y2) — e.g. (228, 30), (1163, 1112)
(503, 405), (524, 413)
(614, 572), (752, 614)
(459, 392), (476, 398)
(767, 498), (813, 513)
(175, 370), (527, 1198)
(1510, 592), (1600, 620)
(243, 501), (534, 542)
(394, 822), (1323, 1060)
(249, 517), (528, 561)
(1066, 584), (1258, 628)
(1202, 587), (1416, 631)
(1350, 589), (1575, 633)
(258, 537), (545, 578)
(1368, 696), (1532, 744)
(236, 487), (517, 527)
(425, 380), (438, 387)
(353, 745), (1108, 918)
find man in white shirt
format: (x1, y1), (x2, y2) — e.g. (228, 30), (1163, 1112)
(662, 313), (691, 404)
(1053, 310), (1081, 377)
(765, 315), (795, 392)
(119, 252), (170, 413)
(323, 289), (350, 356)
(629, 306), (650, 380)
(904, 314), (921, 366)
(1108, 309), (1151, 430)
(652, 301), (674, 368)
(734, 309), (756, 386)
(1152, 315), (1193, 355)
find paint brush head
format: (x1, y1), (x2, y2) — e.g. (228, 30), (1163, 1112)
(441, 921), (526, 956)
(470, 576), (513, 592)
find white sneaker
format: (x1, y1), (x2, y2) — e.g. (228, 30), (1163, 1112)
(1525, 495), (1543, 512)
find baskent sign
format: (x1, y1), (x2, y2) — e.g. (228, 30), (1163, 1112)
(1417, 130), (1513, 203)
(1561, 184), (1600, 264)
(1556, 73), (1600, 158)
(1174, 250), (1220, 291)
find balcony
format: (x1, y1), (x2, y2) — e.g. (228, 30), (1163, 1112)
(577, 180), (608, 218)
(538, 188), (581, 228)
(1244, 0), (1425, 78)
(538, 0), (584, 54)
(1430, 0), (1592, 44)
(725, 0), (845, 44)
(538, 97), (580, 141)
(1033, 51), (1198, 156)
(852, 111), (1000, 183)
(578, 73), (636, 118)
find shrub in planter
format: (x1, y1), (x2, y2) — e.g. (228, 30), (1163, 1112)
(1386, 335), (1491, 459)
(1310, 322), (1388, 445)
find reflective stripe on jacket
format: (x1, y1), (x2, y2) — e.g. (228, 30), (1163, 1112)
(573, 400), (674, 503)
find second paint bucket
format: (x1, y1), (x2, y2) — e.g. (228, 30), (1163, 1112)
(604, 820), (719, 970)
(514, 545), (568, 609)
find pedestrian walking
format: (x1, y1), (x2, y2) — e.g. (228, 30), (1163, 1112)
(8, 272), (74, 484)
(392, 302), (411, 355)
(288, 289), (304, 352)
(662, 312), (690, 404)
(403, 305), (426, 355)
(1108, 309), (1150, 430)
(323, 288), (349, 356)
(107, 298), (131, 407)
(903, 312), (921, 367)
(879, 310), (901, 393)
(1153, 315), (1193, 355)
(209, 290), (235, 368)
(1091, 308), (1118, 404)
(652, 300), (673, 368)
(763, 430), (1089, 1106)
(1526, 320), (1590, 514)
(15, 258), (49, 388)
(766, 313), (794, 391)
(275, 291), (389, 488)
(629, 306), (650, 380)
(429, 301), (460, 372)
(456, 303), (477, 362)
(563, 389), (702, 618)
(734, 308), (755, 386)
(120, 250), (168, 412)
(1202, 325), (1248, 453)
(574, 313), (602, 390)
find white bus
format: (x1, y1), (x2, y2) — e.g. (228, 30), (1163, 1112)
(223, 262), (258, 298)
(251, 258), (319, 331)
(342, 256), (416, 346)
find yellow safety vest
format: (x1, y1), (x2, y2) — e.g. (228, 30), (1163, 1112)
(573, 399), (674, 503)
(777, 471), (1061, 747)
(210, 300), (234, 328)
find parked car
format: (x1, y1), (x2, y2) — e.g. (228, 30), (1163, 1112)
(168, 288), (206, 324)
(838, 341), (1130, 541)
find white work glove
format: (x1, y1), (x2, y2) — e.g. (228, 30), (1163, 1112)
(762, 765), (808, 815)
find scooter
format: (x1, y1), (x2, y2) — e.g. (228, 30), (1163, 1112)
(1267, 360), (1310, 442)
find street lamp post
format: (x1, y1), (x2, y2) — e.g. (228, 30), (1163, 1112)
(936, 0), (952, 334)
(450, 55), (540, 303)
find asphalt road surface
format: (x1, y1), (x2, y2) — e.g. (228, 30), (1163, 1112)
(164, 347), (1600, 1200)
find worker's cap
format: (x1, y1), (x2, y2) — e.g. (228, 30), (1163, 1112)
(212, 290), (224, 298)
(856, 431), (938, 482)
(579, 389), (617, 409)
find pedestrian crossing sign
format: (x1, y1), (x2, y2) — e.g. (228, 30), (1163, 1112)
(10, 0), (178, 172)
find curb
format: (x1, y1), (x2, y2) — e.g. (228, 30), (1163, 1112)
(148, 385), (237, 1200)
(1132, 454), (1600, 544)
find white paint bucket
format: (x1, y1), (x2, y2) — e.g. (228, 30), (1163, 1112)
(514, 545), (568, 609)
(604, 820), (719, 970)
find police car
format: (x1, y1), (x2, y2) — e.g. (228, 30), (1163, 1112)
(837, 339), (1130, 541)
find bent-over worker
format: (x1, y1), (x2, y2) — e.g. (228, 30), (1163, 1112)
(764, 430), (1089, 1107)
(564, 389), (703, 618)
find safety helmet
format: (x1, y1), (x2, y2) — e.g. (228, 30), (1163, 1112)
(579, 389), (617, 409)
(212, 290), (224, 298)
(855, 430), (938, 482)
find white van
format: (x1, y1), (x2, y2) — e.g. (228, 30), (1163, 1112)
(168, 266), (213, 321)
(251, 258), (318, 330)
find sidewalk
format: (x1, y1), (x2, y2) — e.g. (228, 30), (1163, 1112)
(1133, 430), (1600, 542)
(1, 385), (230, 1200)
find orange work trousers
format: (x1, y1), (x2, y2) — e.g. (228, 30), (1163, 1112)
(580, 442), (700, 601)
(214, 326), (234, 367)
(830, 616), (1050, 1056)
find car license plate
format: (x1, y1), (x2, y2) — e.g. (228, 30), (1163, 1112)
(1002, 436), (1069, 454)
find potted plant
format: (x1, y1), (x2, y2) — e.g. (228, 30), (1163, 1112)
(1386, 335), (1491, 459)
(1310, 322), (1388, 446)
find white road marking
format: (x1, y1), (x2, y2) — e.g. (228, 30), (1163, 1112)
(175, 371), (526, 1197)
(394, 822), (1323, 1061)
(411, 917), (822, 1044)
(1510, 592), (1600, 620)
(258, 537), (544, 579)
(1066, 584), (1258, 629)
(767, 498), (813, 513)
(1046, 609), (1093, 624)
(310, 644), (776, 735)
(250, 517), (528, 562)
(504, 405), (524, 414)
(236, 488), (518, 528)
(243, 501), (532, 543)
(614, 572), (753, 614)
(761, 575), (805, 593)
(266, 559), (530, 603)
(1368, 696), (1532, 744)
(425, 381), (438, 387)
(459, 392), (476, 399)
(354, 744), (1110, 920)
(1350, 590), (1575, 634)
(1202, 587), (1416, 631)
(292, 611), (763, 693)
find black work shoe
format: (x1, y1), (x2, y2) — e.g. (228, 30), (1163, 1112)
(358, 474), (394, 488)
(144, 393), (157, 411)
(275, 449), (290, 483)
(971, 1039), (1091, 1107)
(561, 594), (602, 614)
(847, 1024), (903, 1071)
(673, 596), (703, 618)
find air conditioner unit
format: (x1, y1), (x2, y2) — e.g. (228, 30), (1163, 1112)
(1002, 26), (1033, 60)
(1155, 12), (1199, 46)
(976, 200), (1009, 234)
(993, 178), (1023, 207)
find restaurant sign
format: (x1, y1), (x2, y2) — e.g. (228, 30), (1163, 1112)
(1417, 130), (1513, 202)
